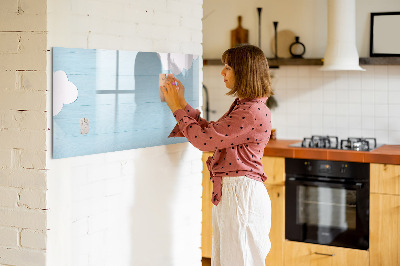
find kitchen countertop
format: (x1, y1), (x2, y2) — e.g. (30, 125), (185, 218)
(263, 139), (400, 165)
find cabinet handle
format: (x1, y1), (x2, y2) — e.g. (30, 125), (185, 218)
(314, 252), (335, 257)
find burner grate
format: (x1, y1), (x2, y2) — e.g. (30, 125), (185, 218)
(340, 137), (377, 151)
(301, 135), (339, 149)
(296, 136), (378, 151)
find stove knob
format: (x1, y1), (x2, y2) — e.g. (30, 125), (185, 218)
(340, 164), (347, 174)
(305, 162), (312, 171)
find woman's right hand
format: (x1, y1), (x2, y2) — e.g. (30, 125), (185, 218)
(169, 76), (187, 109)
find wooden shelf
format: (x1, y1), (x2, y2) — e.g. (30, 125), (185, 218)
(359, 57), (400, 65)
(203, 58), (323, 67)
(203, 57), (400, 67)
(268, 58), (323, 67)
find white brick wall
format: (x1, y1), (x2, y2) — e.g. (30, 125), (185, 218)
(0, 0), (48, 265)
(46, 1), (203, 266)
(2, 0), (203, 264)
(21, 229), (47, 250)
(0, 227), (19, 247)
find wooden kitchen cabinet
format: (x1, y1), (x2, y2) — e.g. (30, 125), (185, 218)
(370, 163), (400, 195)
(284, 241), (369, 266)
(262, 156), (285, 266)
(370, 193), (400, 266)
(264, 184), (285, 266)
(201, 154), (286, 266)
(370, 163), (400, 266)
(261, 156), (285, 185)
(202, 152), (213, 258)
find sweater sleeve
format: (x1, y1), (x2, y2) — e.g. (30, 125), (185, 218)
(168, 104), (210, 138)
(172, 106), (257, 152)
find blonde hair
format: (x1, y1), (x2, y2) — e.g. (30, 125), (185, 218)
(221, 44), (273, 99)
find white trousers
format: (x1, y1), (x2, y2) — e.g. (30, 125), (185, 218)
(212, 176), (271, 266)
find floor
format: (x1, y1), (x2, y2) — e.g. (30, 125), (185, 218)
(202, 257), (211, 266)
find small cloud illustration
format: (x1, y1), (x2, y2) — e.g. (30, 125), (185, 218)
(53, 70), (78, 116)
(158, 53), (199, 76)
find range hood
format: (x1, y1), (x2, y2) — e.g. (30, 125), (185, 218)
(320, 0), (365, 71)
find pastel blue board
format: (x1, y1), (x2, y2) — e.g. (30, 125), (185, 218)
(52, 47), (199, 159)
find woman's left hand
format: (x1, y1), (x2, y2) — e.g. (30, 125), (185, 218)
(160, 78), (183, 113)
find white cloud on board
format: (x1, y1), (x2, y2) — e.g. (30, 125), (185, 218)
(53, 70), (78, 116)
(158, 53), (199, 76)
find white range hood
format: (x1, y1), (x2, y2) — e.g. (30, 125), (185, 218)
(320, 0), (365, 71)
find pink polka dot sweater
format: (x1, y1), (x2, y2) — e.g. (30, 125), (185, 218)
(169, 97), (272, 206)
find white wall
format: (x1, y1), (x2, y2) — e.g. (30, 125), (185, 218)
(46, 0), (203, 266)
(203, 0), (400, 145)
(0, 0), (48, 265)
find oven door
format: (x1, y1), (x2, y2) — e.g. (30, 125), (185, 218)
(285, 177), (369, 250)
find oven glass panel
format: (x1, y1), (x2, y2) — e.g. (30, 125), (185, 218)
(297, 186), (357, 230)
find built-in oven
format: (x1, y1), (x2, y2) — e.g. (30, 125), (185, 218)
(285, 158), (370, 250)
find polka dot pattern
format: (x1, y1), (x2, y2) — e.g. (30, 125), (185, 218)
(168, 97), (272, 206)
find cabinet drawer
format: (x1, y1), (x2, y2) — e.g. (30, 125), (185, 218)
(284, 241), (369, 266)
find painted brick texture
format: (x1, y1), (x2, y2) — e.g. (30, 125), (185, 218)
(2, 0), (203, 265)
(0, 0), (48, 265)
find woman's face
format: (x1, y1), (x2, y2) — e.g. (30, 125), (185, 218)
(220, 64), (235, 89)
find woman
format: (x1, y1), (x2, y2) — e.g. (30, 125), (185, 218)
(161, 44), (273, 266)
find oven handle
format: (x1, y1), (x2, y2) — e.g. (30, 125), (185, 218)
(286, 177), (364, 189)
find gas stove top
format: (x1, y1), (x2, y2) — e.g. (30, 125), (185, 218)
(289, 135), (382, 151)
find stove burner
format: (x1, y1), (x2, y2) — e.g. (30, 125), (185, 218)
(340, 137), (377, 151)
(301, 135), (339, 149)
(295, 136), (378, 151)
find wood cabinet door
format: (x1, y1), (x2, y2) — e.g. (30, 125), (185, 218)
(370, 193), (400, 266)
(264, 184), (285, 266)
(370, 163), (400, 195)
(284, 241), (369, 266)
(262, 156), (285, 186)
(201, 152), (213, 258)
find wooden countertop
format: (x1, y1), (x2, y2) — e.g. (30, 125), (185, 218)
(263, 139), (400, 165)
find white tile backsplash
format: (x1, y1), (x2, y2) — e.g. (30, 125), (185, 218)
(336, 103), (349, 116)
(336, 90), (349, 103)
(389, 104), (400, 117)
(204, 65), (400, 145)
(362, 90), (375, 104)
(323, 103), (336, 116)
(389, 131), (400, 143)
(374, 90), (388, 104)
(388, 91), (400, 104)
(389, 117), (400, 131)
(286, 77), (299, 89)
(375, 104), (389, 117)
(362, 116), (375, 130)
(361, 104), (374, 117)
(375, 130), (389, 144)
(388, 75), (400, 91)
(374, 77), (388, 91)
